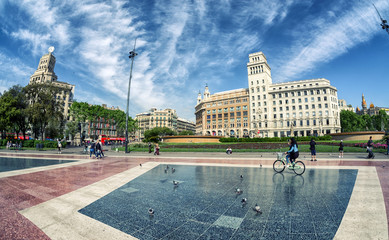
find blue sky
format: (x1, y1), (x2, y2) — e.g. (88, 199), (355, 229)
(0, 0), (388, 122)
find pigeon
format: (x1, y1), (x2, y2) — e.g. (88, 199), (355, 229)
(172, 168), (175, 173)
(240, 175), (243, 179)
(253, 204), (262, 214)
(148, 208), (154, 215)
(173, 180), (179, 186)
(139, 163), (142, 167)
(260, 164), (262, 168)
(235, 188), (243, 195)
(241, 198), (247, 204)
(164, 169), (167, 173)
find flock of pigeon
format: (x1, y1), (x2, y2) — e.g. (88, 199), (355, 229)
(149, 168), (262, 216)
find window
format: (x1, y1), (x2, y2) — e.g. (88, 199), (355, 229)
(317, 90), (320, 94)
(286, 113), (290, 118)
(236, 106), (241, 111)
(258, 102), (261, 106)
(243, 106), (248, 110)
(273, 107), (276, 111)
(280, 113), (283, 118)
(323, 89), (327, 94)
(274, 114), (277, 119)
(252, 103), (255, 107)
(230, 107), (234, 111)
(305, 98), (308, 103)
(292, 106), (296, 110)
(286, 106), (289, 111)
(273, 101), (276, 105)
(262, 86), (266, 91)
(304, 91), (307, 95)
(305, 105), (309, 109)
(312, 111), (316, 116)
(319, 111), (322, 116)
(298, 92), (301, 96)
(212, 109), (216, 114)
(312, 104), (315, 109)
(218, 109), (222, 113)
(257, 95), (261, 100)
(224, 113), (228, 118)
(307, 120), (310, 126)
(237, 112), (241, 116)
(324, 96), (327, 101)
(263, 95), (266, 99)
(207, 110), (210, 114)
(325, 103), (328, 108)
(285, 100), (289, 104)
(299, 112), (302, 117)
(291, 92), (295, 97)
(251, 88), (254, 93)
(310, 90), (314, 95)
(279, 107), (283, 111)
(317, 97), (321, 101)
(224, 108), (228, 112)
(292, 99), (295, 103)
(252, 96), (255, 100)
(279, 93), (282, 98)
(285, 93), (289, 97)
(230, 113), (234, 117)
(298, 98), (302, 103)
(272, 94), (276, 98)
(311, 97), (314, 102)
(279, 100), (282, 104)
(318, 104), (322, 108)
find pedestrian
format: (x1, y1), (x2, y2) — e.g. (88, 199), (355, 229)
(95, 140), (102, 159)
(386, 136), (389, 155)
(309, 138), (316, 161)
(367, 136), (374, 159)
(226, 147), (232, 154)
(154, 143), (160, 155)
(285, 137), (299, 167)
(148, 142), (152, 153)
(57, 139), (62, 154)
(90, 140), (96, 158)
(339, 140), (344, 158)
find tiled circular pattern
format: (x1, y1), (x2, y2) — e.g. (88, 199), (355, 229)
(79, 165), (357, 239)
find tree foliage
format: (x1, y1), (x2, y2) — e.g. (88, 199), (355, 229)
(340, 110), (389, 132)
(144, 127), (176, 142)
(178, 130), (194, 135)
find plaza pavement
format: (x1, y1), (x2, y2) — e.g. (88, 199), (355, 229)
(0, 147), (388, 239)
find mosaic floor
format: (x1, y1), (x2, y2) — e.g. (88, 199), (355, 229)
(79, 165), (357, 240)
(0, 153), (388, 240)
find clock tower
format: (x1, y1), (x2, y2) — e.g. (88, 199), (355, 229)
(29, 46), (58, 84)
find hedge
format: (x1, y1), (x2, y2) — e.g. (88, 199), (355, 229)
(219, 135), (332, 143)
(0, 139), (66, 148)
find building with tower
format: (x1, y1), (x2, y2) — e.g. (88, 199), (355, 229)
(356, 94), (389, 116)
(195, 51), (341, 137)
(29, 47), (75, 121)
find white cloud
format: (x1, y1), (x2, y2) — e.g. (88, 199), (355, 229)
(0, 52), (34, 90)
(274, 0), (389, 82)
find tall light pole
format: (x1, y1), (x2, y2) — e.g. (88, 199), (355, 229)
(125, 39), (138, 153)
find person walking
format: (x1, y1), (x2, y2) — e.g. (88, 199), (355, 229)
(285, 137), (299, 167)
(367, 136), (374, 159)
(226, 147), (232, 154)
(95, 140), (103, 159)
(309, 138), (317, 161)
(148, 142), (152, 153)
(339, 140), (344, 158)
(154, 143), (160, 155)
(57, 139), (62, 154)
(90, 140), (96, 158)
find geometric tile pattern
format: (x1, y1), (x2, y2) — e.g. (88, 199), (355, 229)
(78, 165), (358, 239)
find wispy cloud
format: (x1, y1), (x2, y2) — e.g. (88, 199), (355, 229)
(274, 0), (389, 82)
(0, 52), (34, 92)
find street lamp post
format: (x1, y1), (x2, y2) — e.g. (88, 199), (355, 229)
(125, 39), (138, 153)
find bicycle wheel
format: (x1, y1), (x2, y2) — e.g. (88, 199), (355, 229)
(273, 160), (285, 173)
(292, 161), (305, 175)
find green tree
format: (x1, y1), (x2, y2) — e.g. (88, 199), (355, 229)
(144, 127), (176, 142)
(340, 110), (364, 132)
(372, 110), (388, 131)
(361, 114), (374, 131)
(69, 101), (91, 140)
(178, 130), (194, 135)
(24, 84), (64, 140)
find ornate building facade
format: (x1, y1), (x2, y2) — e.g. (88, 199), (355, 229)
(195, 51), (342, 137)
(195, 86), (250, 137)
(356, 94), (389, 115)
(29, 47), (75, 121)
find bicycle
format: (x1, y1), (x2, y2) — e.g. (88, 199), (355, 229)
(273, 152), (305, 175)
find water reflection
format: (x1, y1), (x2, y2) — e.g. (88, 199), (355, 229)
(0, 157), (75, 172)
